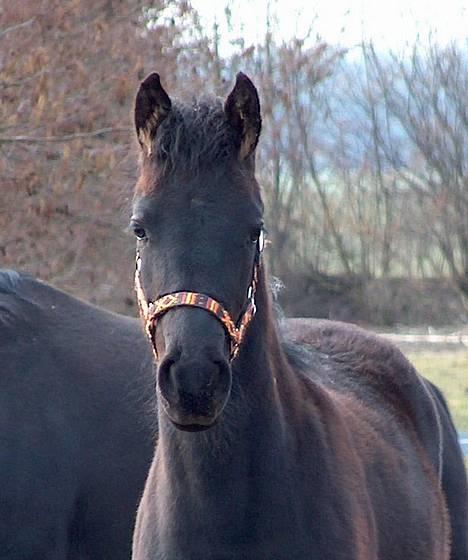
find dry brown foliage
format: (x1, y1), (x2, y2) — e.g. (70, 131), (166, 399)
(0, 0), (188, 311)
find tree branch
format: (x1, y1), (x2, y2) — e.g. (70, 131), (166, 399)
(0, 18), (36, 39)
(0, 127), (131, 144)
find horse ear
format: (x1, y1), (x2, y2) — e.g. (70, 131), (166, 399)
(224, 72), (261, 160)
(134, 73), (171, 156)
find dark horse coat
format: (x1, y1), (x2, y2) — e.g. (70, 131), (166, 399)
(0, 270), (155, 559)
(130, 72), (467, 560)
(284, 318), (467, 560)
(0, 270), (466, 558)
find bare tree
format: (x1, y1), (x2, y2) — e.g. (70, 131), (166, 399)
(361, 41), (468, 299)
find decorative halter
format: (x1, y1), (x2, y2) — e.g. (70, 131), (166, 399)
(135, 230), (265, 362)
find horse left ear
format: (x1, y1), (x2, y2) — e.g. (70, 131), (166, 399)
(224, 72), (261, 160)
(134, 73), (172, 156)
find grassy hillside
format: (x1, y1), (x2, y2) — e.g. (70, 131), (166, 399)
(408, 351), (468, 431)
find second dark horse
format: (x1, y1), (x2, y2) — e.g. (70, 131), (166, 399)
(0, 271), (155, 559)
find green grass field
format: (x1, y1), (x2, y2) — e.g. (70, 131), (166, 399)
(407, 350), (468, 432)
(407, 350), (468, 469)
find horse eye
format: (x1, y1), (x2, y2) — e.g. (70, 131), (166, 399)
(249, 227), (262, 244)
(133, 226), (147, 240)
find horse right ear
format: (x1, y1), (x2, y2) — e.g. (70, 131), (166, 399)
(134, 73), (172, 156)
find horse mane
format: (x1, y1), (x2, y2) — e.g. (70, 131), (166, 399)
(152, 97), (239, 174)
(0, 269), (23, 292)
(0, 269), (33, 329)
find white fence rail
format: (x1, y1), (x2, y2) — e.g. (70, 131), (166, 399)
(380, 333), (468, 346)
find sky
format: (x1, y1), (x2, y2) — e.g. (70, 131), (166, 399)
(189, 0), (467, 55)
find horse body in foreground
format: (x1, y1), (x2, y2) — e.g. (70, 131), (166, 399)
(0, 270), (155, 559)
(0, 269), (465, 558)
(130, 73), (465, 559)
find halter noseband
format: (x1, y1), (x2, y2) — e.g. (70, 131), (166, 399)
(135, 230), (264, 361)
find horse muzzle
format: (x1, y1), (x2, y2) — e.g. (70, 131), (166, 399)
(157, 354), (232, 430)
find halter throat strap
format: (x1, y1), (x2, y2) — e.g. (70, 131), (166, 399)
(135, 231), (264, 361)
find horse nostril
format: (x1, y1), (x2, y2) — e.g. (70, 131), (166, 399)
(158, 356), (178, 401)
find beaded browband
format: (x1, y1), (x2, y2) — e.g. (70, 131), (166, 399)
(135, 230), (264, 361)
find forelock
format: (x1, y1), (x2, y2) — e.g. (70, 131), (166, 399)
(154, 97), (238, 173)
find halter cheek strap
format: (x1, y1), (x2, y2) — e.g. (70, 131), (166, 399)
(135, 231), (264, 361)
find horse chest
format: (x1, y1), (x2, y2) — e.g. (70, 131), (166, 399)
(144, 519), (323, 560)
(134, 464), (363, 560)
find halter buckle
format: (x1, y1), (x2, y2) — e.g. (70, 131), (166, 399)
(258, 229), (265, 253)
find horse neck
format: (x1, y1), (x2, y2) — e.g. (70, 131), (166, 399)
(232, 268), (291, 393)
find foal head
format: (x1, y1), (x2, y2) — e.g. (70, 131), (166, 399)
(132, 73), (263, 431)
